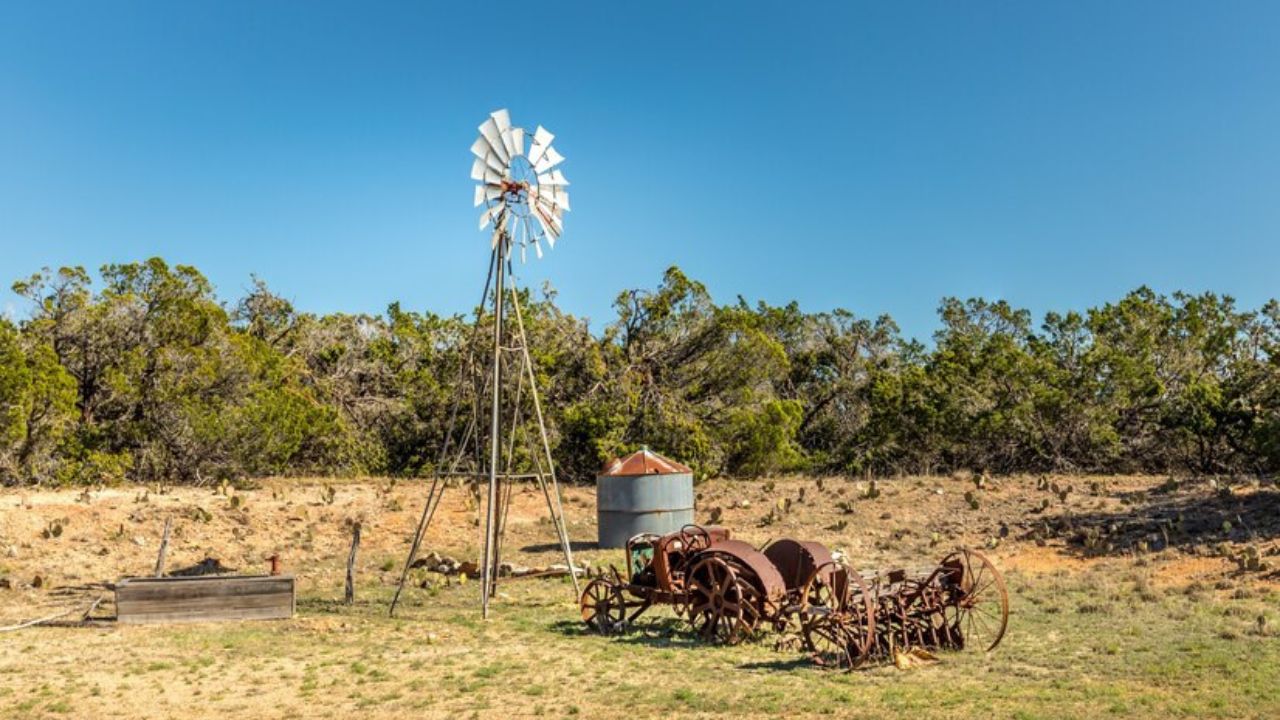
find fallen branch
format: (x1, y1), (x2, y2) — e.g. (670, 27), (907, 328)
(0, 597), (102, 633)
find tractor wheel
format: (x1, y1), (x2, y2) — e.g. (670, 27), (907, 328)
(579, 577), (627, 635)
(939, 549), (1009, 651)
(685, 555), (762, 645)
(798, 561), (876, 669)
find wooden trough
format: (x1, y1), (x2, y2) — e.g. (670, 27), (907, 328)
(115, 575), (295, 624)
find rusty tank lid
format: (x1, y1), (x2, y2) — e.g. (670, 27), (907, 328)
(599, 446), (692, 477)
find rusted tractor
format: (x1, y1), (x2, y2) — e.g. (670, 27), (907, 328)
(579, 525), (788, 645)
(580, 524), (1009, 670)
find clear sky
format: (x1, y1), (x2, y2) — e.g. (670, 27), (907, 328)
(2, 2), (1278, 340)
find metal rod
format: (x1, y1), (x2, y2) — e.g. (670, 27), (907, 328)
(389, 245), (496, 618)
(507, 278), (580, 597)
(481, 229), (507, 619)
(388, 475), (443, 617)
(493, 348), (525, 584)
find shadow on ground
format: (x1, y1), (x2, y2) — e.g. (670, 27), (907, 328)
(519, 540), (599, 553)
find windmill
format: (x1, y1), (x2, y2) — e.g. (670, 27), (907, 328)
(390, 109), (577, 619)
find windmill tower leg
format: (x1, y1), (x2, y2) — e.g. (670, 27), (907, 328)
(481, 238), (506, 619)
(507, 282), (581, 598)
(388, 250), (496, 619)
(389, 475), (444, 617)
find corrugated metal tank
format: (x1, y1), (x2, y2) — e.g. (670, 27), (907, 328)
(596, 448), (695, 548)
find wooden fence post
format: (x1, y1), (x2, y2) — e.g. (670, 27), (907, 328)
(345, 522), (362, 605)
(154, 517), (172, 577)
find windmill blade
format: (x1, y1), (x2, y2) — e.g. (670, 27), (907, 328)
(470, 157), (488, 181)
(533, 213), (553, 242)
(479, 203), (503, 231)
(499, 127), (517, 160)
(484, 151), (507, 174)
(532, 125), (554, 151)
(491, 108), (511, 133)
(533, 185), (569, 212)
(531, 190), (560, 215)
(470, 137), (493, 160)
(536, 169), (570, 186)
(545, 202), (565, 229)
(527, 125), (555, 165)
(509, 215), (524, 263)
(533, 146), (565, 173)
(510, 127), (525, 158)
(536, 206), (563, 237)
(546, 210), (564, 234)
(478, 117), (509, 164)
(484, 167), (505, 185)
(474, 185), (504, 207)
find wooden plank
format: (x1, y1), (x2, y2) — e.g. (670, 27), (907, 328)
(115, 575), (294, 624)
(119, 604), (291, 625)
(117, 589), (288, 609)
(117, 577), (292, 602)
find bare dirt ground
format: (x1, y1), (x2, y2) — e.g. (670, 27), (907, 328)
(1, 474), (1278, 719)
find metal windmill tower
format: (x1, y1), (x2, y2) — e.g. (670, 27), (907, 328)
(391, 109), (577, 618)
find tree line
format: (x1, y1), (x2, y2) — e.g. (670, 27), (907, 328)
(1, 257), (1278, 486)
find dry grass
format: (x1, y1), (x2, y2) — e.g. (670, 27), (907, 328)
(1, 475), (1278, 719)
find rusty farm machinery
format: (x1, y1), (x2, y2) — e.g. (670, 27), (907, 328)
(578, 525), (1009, 669)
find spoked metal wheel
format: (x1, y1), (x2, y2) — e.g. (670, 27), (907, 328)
(798, 561), (877, 670)
(939, 548), (1009, 651)
(686, 555), (762, 645)
(579, 578), (628, 635)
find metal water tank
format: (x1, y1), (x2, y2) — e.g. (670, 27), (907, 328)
(596, 447), (695, 548)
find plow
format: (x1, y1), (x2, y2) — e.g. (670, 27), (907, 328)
(579, 525), (1008, 669)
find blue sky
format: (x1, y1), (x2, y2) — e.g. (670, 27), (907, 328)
(2, 2), (1278, 340)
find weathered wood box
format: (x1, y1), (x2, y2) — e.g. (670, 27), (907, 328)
(115, 575), (295, 624)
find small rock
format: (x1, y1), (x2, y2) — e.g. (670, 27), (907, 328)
(32, 575), (43, 589)
(456, 561), (480, 578)
(132, 536), (146, 547)
(434, 563), (451, 574)
(4, 546), (16, 558)
(0, 577), (10, 590)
